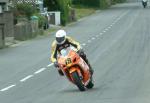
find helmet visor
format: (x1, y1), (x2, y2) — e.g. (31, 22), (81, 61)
(56, 37), (65, 44)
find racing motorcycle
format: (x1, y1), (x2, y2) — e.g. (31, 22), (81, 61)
(142, 0), (147, 8)
(57, 46), (94, 91)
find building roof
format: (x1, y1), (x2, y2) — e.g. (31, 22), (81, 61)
(0, 0), (9, 3)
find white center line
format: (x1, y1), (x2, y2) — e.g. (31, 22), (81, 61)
(47, 63), (53, 67)
(103, 30), (106, 33)
(0, 84), (16, 92)
(92, 37), (95, 40)
(105, 28), (109, 31)
(88, 40), (91, 43)
(34, 68), (46, 74)
(82, 43), (86, 46)
(100, 33), (103, 35)
(20, 75), (33, 82)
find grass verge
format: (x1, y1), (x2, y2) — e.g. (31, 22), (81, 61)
(73, 5), (98, 20)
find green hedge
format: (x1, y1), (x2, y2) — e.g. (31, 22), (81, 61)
(33, 13), (47, 28)
(15, 3), (38, 20)
(72, 0), (100, 7)
(72, 0), (110, 8)
(113, 0), (126, 3)
(57, 0), (71, 26)
(43, 0), (59, 11)
(72, 0), (126, 9)
(100, 0), (111, 9)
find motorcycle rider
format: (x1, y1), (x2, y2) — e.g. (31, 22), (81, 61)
(142, 0), (148, 8)
(50, 30), (93, 76)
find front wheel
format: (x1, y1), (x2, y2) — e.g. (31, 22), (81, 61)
(86, 77), (94, 89)
(71, 72), (85, 91)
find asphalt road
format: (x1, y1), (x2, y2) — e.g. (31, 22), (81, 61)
(0, 2), (150, 103)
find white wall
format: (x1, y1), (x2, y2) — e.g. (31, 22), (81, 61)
(0, 0), (9, 2)
(0, 5), (2, 13)
(48, 12), (61, 25)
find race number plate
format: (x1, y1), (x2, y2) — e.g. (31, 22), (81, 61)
(66, 58), (72, 65)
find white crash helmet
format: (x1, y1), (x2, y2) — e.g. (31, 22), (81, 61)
(55, 30), (66, 44)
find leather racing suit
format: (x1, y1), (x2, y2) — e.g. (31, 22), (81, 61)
(50, 36), (93, 75)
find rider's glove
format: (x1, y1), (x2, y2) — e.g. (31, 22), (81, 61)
(77, 49), (86, 59)
(54, 61), (59, 68)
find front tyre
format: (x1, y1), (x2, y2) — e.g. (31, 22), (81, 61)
(86, 79), (94, 89)
(72, 72), (85, 91)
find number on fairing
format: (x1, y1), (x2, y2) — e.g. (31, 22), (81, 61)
(66, 58), (72, 65)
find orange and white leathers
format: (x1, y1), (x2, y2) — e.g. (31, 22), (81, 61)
(50, 36), (81, 63)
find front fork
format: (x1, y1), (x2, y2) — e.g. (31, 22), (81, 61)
(69, 67), (83, 82)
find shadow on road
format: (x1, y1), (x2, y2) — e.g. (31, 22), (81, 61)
(60, 89), (79, 93)
(59, 87), (100, 93)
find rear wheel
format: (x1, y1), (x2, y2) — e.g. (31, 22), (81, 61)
(72, 72), (85, 91)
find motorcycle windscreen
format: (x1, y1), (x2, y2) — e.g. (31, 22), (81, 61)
(60, 48), (70, 56)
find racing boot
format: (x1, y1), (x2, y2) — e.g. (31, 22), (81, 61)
(58, 69), (64, 76)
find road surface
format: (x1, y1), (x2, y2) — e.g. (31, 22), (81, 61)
(0, 2), (150, 103)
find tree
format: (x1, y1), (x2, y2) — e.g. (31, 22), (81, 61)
(72, 0), (100, 7)
(15, 3), (38, 20)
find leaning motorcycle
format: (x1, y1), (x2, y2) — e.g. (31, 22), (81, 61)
(142, 1), (147, 8)
(57, 46), (94, 91)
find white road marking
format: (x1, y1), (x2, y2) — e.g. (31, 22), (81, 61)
(82, 43), (86, 46)
(0, 84), (16, 92)
(100, 33), (103, 35)
(34, 68), (46, 74)
(110, 24), (113, 27)
(20, 75), (33, 82)
(103, 30), (106, 33)
(105, 28), (109, 31)
(88, 40), (91, 43)
(47, 63), (53, 67)
(92, 37), (95, 40)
